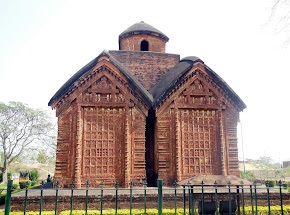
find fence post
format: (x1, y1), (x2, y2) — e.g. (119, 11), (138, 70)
(4, 179), (13, 215)
(241, 181), (245, 215)
(228, 181), (232, 215)
(100, 182), (104, 215)
(24, 181), (29, 215)
(115, 181), (119, 215)
(254, 182), (258, 215)
(129, 181), (133, 215)
(266, 182), (271, 215)
(214, 181), (218, 215)
(173, 180), (177, 215)
(188, 181), (192, 215)
(278, 180), (284, 215)
(157, 179), (163, 215)
(54, 181), (59, 215)
(70, 181), (75, 215)
(40, 181), (44, 215)
(144, 180), (147, 214)
(85, 181), (89, 215)
(201, 181), (205, 215)
(237, 185), (240, 215)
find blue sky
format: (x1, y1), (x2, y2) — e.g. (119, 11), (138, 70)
(1, 0), (290, 163)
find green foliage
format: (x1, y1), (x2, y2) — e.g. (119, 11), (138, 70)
(0, 101), (56, 183)
(243, 205), (290, 214)
(59, 209), (190, 215)
(0, 193), (6, 205)
(29, 169), (39, 181)
(265, 179), (276, 187)
(31, 180), (37, 186)
(282, 182), (288, 189)
(37, 149), (48, 164)
(257, 156), (274, 165)
(241, 171), (256, 181)
(11, 184), (19, 190)
(19, 169), (39, 181)
(19, 180), (31, 189)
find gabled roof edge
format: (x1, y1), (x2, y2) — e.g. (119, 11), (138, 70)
(150, 56), (246, 111)
(150, 56), (202, 107)
(204, 64), (247, 111)
(48, 50), (153, 107)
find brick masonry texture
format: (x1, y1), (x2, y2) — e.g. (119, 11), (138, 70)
(109, 50), (180, 90)
(119, 34), (167, 53)
(49, 22), (244, 188)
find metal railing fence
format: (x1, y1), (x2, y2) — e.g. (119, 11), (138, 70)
(4, 179), (288, 215)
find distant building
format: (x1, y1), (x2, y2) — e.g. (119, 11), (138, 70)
(49, 21), (246, 188)
(283, 160), (290, 168)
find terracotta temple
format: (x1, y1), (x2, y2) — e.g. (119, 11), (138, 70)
(49, 21), (246, 188)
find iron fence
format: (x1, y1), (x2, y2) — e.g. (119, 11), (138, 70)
(3, 179), (289, 215)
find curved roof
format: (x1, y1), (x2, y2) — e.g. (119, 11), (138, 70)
(119, 21), (169, 41)
(48, 50), (153, 107)
(49, 52), (246, 112)
(150, 56), (246, 111)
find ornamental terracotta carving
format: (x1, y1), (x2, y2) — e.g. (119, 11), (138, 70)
(49, 22), (246, 188)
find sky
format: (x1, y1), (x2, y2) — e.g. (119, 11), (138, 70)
(0, 0), (290, 164)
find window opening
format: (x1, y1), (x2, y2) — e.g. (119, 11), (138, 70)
(141, 40), (149, 51)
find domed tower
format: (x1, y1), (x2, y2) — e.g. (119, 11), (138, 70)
(119, 21), (169, 53)
(110, 21), (179, 90)
(49, 21), (246, 188)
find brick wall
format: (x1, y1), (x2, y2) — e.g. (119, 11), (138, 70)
(109, 50), (180, 90)
(119, 34), (167, 53)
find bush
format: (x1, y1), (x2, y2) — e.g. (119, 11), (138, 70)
(59, 209), (189, 215)
(19, 169), (39, 181)
(282, 182), (288, 189)
(265, 180), (275, 187)
(29, 169), (39, 181)
(31, 181), (37, 186)
(0, 193), (6, 205)
(12, 184), (19, 190)
(19, 180), (31, 189)
(241, 171), (256, 181)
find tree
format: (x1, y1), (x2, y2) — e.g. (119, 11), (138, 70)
(0, 101), (55, 183)
(269, 0), (290, 43)
(36, 149), (55, 164)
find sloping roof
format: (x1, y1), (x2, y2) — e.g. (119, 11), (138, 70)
(48, 50), (153, 107)
(49, 52), (246, 112)
(149, 57), (201, 106)
(149, 56), (246, 111)
(204, 64), (246, 111)
(119, 21), (169, 42)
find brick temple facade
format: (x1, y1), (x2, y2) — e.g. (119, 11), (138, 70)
(49, 21), (246, 188)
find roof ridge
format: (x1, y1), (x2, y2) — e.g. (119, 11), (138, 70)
(48, 50), (153, 107)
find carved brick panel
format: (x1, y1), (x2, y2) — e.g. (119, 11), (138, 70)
(54, 102), (77, 187)
(156, 109), (176, 185)
(179, 109), (220, 178)
(82, 107), (125, 186)
(225, 110), (239, 176)
(130, 107), (146, 184)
